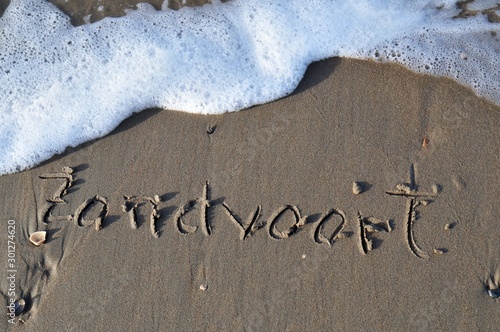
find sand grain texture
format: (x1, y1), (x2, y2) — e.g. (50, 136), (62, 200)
(0, 58), (499, 331)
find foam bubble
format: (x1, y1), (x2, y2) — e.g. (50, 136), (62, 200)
(0, 0), (499, 174)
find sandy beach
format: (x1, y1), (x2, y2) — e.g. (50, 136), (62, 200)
(0, 54), (499, 331)
(1, 1), (500, 331)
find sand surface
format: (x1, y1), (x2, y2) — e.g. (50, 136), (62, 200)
(47, 0), (221, 25)
(0, 56), (499, 331)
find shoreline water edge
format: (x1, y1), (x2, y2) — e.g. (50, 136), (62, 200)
(0, 0), (498, 174)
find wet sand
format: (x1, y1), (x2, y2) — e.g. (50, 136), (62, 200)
(0, 56), (499, 331)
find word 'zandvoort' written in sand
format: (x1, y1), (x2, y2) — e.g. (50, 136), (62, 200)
(36, 165), (448, 260)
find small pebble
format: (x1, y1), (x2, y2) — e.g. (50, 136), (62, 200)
(352, 182), (363, 195)
(433, 248), (445, 255)
(444, 222), (456, 230)
(199, 284), (207, 291)
(488, 289), (500, 299)
(431, 184), (440, 194)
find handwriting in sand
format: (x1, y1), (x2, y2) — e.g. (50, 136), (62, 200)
(37, 164), (446, 259)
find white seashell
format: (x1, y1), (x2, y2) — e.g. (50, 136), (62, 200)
(29, 231), (46, 246)
(199, 284), (207, 291)
(352, 182), (363, 195)
(14, 299), (25, 316)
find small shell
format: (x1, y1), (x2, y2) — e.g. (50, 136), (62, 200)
(199, 284), (207, 291)
(352, 182), (363, 195)
(206, 126), (216, 134)
(29, 231), (46, 246)
(488, 289), (500, 299)
(14, 299), (25, 316)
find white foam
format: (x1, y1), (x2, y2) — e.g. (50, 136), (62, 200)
(0, 0), (498, 174)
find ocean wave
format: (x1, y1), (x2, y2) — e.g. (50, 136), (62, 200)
(0, 0), (498, 174)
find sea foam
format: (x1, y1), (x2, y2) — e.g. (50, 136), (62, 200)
(0, 0), (498, 174)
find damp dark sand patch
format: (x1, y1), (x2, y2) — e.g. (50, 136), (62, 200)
(48, 0), (230, 26)
(0, 0), (9, 18)
(453, 0), (500, 22)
